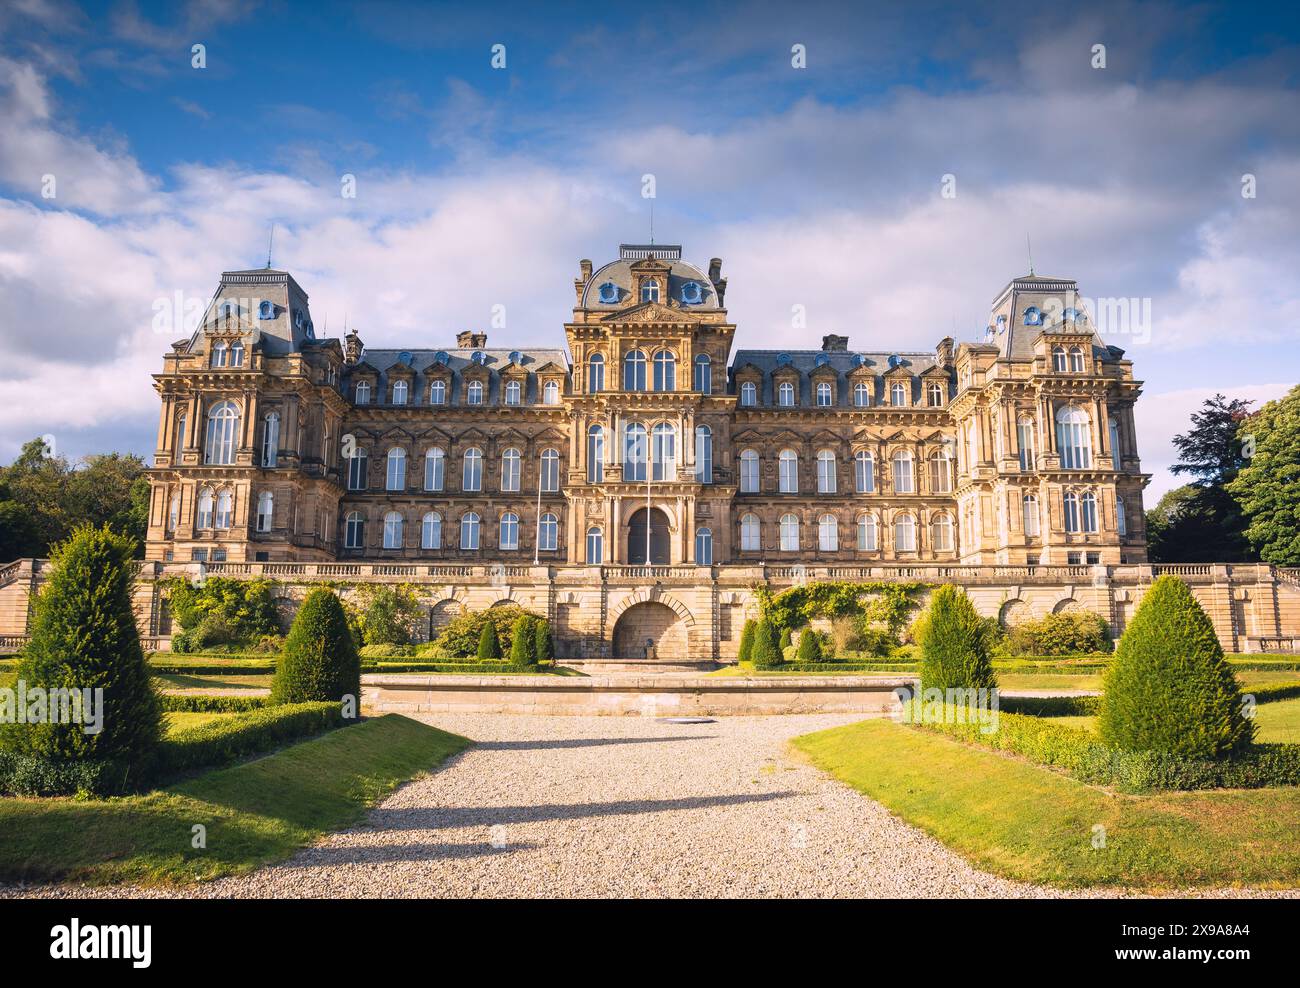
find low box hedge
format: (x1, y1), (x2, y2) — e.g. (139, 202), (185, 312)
(1000, 694), (1101, 717)
(156, 701), (344, 776)
(363, 661), (550, 674)
(1243, 681), (1300, 704)
(159, 694), (271, 713)
(904, 702), (1300, 792)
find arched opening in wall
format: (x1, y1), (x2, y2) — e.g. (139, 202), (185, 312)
(998, 599), (1029, 628)
(627, 507), (671, 565)
(612, 601), (688, 659)
(427, 599), (463, 640)
(1052, 599), (1083, 615)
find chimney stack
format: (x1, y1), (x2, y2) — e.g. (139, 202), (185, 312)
(344, 328), (364, 364)
(456, 331), (488, 349)
(821, 334), (849, 352)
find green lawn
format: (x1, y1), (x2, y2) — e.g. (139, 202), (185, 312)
(790, 712), (1300, 889)
(794, 718), (1300, 890)
(1021, 697), (1300, 744)
(164, 711), (234, 732)
(154, 673), (272, 691)
(0, 714), (470, 886)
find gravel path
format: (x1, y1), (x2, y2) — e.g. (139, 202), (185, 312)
(5, 713), (1296, 899)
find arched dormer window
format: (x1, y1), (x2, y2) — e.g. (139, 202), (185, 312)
(429, 379), (446, 405)
(680, 281), (702, 304)
(504, 380), (522, 406)
(588, 352), (605, 392)
(228, 341), (244, 367)
(854, 381), (871, 407)
(467, 381), (484, 405)
(210, 341), (228, 368)
(543, 380), (560, 405)
(355, 380), (371, 405)
(927, 382), (944, 407)
(740, 381), (757, 407)
(1068, 346), (1085, 373)
(816, 382), (833, 407)
(1023, 306), (1042, 326)
(890, 381), (907, 406)
(258, 300), (274, 320)
(778, 381), (795, 407)
(391, 380), (408, 405)
(598, 282), (619, 304)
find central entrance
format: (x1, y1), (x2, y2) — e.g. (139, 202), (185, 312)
(612, 601), (688, 659)
(627, 507), (670, 565)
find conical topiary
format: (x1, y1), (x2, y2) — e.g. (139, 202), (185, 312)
(510, 615), (536, 665)
(477, 619), (502, 659)
(918, 585), (997, 693)
(796, 628), (824, 662)
(2, 525), (162, 767)
(533, 618), (553, 665)
(751, 618), (782, 669)
(736, 619), (756, 663)
(270, 588), (361, 705)
(1099, 575), (1253, 758)
(779, 627), (792, 650)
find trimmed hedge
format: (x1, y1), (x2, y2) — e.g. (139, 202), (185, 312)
(270, 588), (361, 706)
(159, 694), (270, 713)
(736, 619), (756, 664)
(751, 618), (781, 669)
(1000, 695), (1101, 717)
(365, 662), (550, 674)
(918, 585), (997, 693)
(1246, 682), (1300, 704)
(156, 701), (343, 776)
(151, 662), (275, 675)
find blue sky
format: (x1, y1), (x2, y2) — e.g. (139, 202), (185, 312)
(2, 0), (1299, 502)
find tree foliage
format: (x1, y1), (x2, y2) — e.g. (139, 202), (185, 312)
(432, 605), (541, 658)
(477, 620), (502, 659)
(165, 576), (281, 652)
(918, 585), (997, 692)
(1227, 384), (1300, 566)
(348, 584), (423, 646)
(270, 588), (361, 705)
(736, 619), (756, 663)
(1003, 610), (1112, 656)
(750, 618), (781, 669)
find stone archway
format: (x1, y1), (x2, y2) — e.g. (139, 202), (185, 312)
(612, 601), (689, 659)
(999, 598), (1029, 628)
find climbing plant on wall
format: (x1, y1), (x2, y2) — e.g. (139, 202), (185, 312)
(755, 581), (928, 638)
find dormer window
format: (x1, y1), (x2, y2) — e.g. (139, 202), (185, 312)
(471, 351), (487, 366)
(293, 309), (304, 330)
(778, 381), (795, 407)
(1062, 308), (1078, 323)
(429, 380), (446, 405)
(258, 300), (274, 320)
(598, 282), (619, 304)
(640, 280), (660, 303)
(543, 380), (560, 405)
(355, 381), (371, 405)
(467, 381), (484, 405)
(229, 341), (244, 367)
(1023, 306), (1042, 326)
(210, 341), (228, 368)
(391, 380), (408, 405)
(504, 380), (522, 405)
(680, 281), (702, 304)
(996, 315), (1007, 333)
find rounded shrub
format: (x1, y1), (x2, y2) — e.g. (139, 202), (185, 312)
(796, 628), (824, 662)
(477, 620), (502, 660)
(751, 618), (782, 669)
(270, 588), (361, 705)
(510, 615), (537, 665)
(736, 619), (756, 663)
(1099, 575), (1253, 759)
(918, 584), (997, 692)
(1, 525), (162, 774)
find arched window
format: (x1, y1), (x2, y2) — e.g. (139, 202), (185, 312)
(1064, 492), (1081, 532)
(652, 350), (676, 391)
(196, 487), (214, 529)
(229, 341), (244, 367)
(1056, 405), (1092, 469)
(778, 381), (795, 407)
(543, 380), (560, 405)
(204, 401), (240, 465)
(1081, 492), (1098, 533)
(929, 450), (952, 493)
(421, 512), (441, 550)
(891, 381), (907, 406)
(462, 447), (483, 491)
(460, 512), (481, 549)
(892, 450), (915, 493)
(1052, 346), (1068, 372)
(345, 511), (364, 549)
(355, 381), (371, 405)
(779, 449), (798, 493)
(256, 491), (273, 533)
(392, 380), (409, 405)
(383, 511), (404, 549)
(467, 381), (484, 405)
(1117, 495), (1128, 536)
(740, 449), (759, 493)
(624, 349), (647, 391)
(261, 412), (279, 467)
(424, 447), (445, 491)
(740, 381), (757, 407)
(500, 448), (521, 492)
(429, 379), (446, 405)
(586, 526), (603, 564)
(854, 381), (871, 407)
(1068, 346), (1085, 373)
(625, 422), (647, 481)
(499, 512), (519, 551)
(695, 527), (713, 565)
(386, 447), (406, 491)
(695, 426), (713, 484)
(541, 448), (561, 491)
(167, 492), (180, 532)
(694, 354), (711, 393)
(894, 513), (916, 552)
(818, 513), (838, 551)
(741, 513), (761, 551)
(1110, 419), (1122, 471)
(855, 450), (875, 493)
(817, 450), (837, 494)
(210, 341), (228, 368)
(1024, 306), (1042, 325)
(587, 425), (604, 483)
(931, 513), (953, 551)
(816, 381), (832, 407)
(927, 382), (944, 407)
(598, 282), (618, 304)
(1017, 415), (1036, 471)
(857, 513), (878, 551)
(651, 423), (676, 480)
(1023, 494), (1040, 537)
(779, 513), (800, 552)
(588, 353), (605, 393)
(175, 408), (188, 453)
(539, 512), (558, 551)
(215, 490), (233, 529)
(640, 280), (660, 302)
(347, 448), (368, 491)
(504, 380), (522, 406)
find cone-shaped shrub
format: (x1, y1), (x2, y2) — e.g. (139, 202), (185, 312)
(2, 525), (162, 766)
(751, 618), (782, 669)
(918, 585), (997, 692)
(477, 620), (502, 659)
(1099, 575), (1253, 758)
(796, 628), (824, 662)
(779, 627), (792, 650)
(533, 619), (553, 664)
(270, 588), (361, 705)
(736, 619), (756, 663)
(510, 615), (536, 665)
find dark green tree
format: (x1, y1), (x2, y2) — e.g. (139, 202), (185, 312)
(736, 619), (756, 663)
(1227, 385), (1300, 566)
(796, 628), (824, 662)
(1099, 575), (1253, 758)
(510, 615), (537, 665)
(270, 588), (361, 705)
(533, 618), (553, 664)
(918, 585), (997, 692)
(477, 620), (502, 659)
(751, 618), (781, 669)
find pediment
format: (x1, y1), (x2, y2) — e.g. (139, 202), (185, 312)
(533, 360), (568, 375)
(601, 301), (699, 324)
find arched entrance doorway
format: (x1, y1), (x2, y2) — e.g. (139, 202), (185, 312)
(612, 601), (689, 659)
(627, 507), (670, 565)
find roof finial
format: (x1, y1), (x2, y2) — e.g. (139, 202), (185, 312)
(1026, 234), (1034, 276)
(649, 198), (655, 246)
(266, 223), (275, 269)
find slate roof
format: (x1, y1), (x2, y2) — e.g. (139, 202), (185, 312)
(729, 349), (948, 408)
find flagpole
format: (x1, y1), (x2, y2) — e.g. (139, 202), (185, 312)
(533, 456), (542, 566)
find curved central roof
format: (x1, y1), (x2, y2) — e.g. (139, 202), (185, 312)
(581, 244), (720, 311)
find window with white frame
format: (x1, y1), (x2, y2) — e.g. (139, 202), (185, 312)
(854, 381), (871, 407)
(586, 526), (603, 563)
(894, 512), (916, 552)
(1081, 491), (1098, 532)
(779, 513), (799, 552)
(1056, 405), (1093, 469)
(462, 447), (483, 491)
(383, 511), (403, 549)
(460, 512), (480, 549)
(429, 380), (446, 405)
(740, 381), (757, 407)
(1069, 347), (1085, 373)
(694, 354), (711, 393)
(778, 381), (795, 407)
(625, 422), (647, 481)
(1017, 415), (1036, 471)
(347, 449), (368, 491)
(624, 350), (647, 391)
(345, 511), (364, 549)
(467, 381), (484, 405)
(741, 513), (761, 551)
(424, 447), (445, 491)
(197, 487), (214, 528)
(653, 350), (676, 391)
(386, 448), (406, 491)
(818, 513), (838, 551)
(891, 381), (907, 406)
(695, 426), (713, 484)
(929, 451), (952, 493)
(892, 450), (915, 493)
(1110, 419), (1122, 471)
(695, 527), (713, 565)
(816, 450), (837, 493)
(501, 448), (521, 492)
(204, 401), (240, 465)
(256, 491), (273, 533)
(215, 490), (233, 529)
(740, 449), (759, 493)
(931, 513), (953, 551)
(1117, 495), (1128, 536)
(1064, 492), (1081, 532)
(392, 380), (408, 405)
(857, 513), (878, 551)
(640, 280), (660, 302)
(816, 382), (832, 407)
(1023, 494), (1040, 537)
(421, 512), (441, 549)
(504, 380), (522, 406)
(651, 425), (675, 481)
(588, 353), (605, 393)
(167, 492), (180, 532)
(855, 450), (875, 493)
(927, 382), (944, 407)
(1052, 346), (1068, 372)
(779, 449), (798, 493)
(539, 512), (558, 551)
(262, 412), (279, 468)
(587, 426), (604, 483)
(499, 512), (519, 551)
(541, 448), (561, 491)
(543, 380), (560, 405)
(355, 380), (371, 405)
